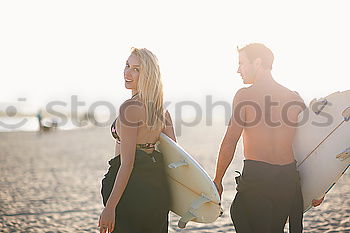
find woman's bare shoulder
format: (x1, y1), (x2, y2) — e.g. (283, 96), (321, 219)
(119, 99), (144, 127)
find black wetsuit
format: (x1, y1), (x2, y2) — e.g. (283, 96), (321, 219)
(231, 160), (303, 233)
(100, 119), (170, 233)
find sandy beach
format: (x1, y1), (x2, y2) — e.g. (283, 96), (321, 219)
(1, 123), (349, 232)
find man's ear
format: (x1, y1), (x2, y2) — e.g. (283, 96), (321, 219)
(253, 58), (262, 69)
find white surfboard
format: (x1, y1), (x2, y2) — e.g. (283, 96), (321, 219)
(158, 133), (222, 228)
(293, 90), (350, 212)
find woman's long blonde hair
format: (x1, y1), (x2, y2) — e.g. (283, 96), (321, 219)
(131, 47), (165, 131)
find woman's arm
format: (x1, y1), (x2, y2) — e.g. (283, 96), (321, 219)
(114, 142), (120, 156)
(106, 100), (140, 208)
(162, 110), (176, 142)
(99, 100), (141, 232)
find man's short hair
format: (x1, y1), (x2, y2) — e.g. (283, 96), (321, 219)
(238, 43), (274, 70)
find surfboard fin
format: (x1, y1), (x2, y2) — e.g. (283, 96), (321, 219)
(190, 194), (211, 209)
(168, 160), (188, 168)
(342, 107), (350, 121)
(336, 147), (350, 161)
(178, 194), (211, 228)
(311, 98), (328, 115)
(178, 211), (196, 228)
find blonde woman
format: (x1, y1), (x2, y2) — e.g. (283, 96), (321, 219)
(99, 48), (176, 233)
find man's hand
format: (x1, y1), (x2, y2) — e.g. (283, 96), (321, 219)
(213, 180), (223, 198)
(312, 196), (325, 207)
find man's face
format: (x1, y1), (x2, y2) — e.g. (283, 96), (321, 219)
(237, 51), (256, 84)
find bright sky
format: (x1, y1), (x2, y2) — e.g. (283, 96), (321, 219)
(1, 0), (349, 114)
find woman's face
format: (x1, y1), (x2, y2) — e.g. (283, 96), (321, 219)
(124, 54), (141, 91)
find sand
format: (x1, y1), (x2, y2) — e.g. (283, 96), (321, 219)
(0, 123), (349, 232)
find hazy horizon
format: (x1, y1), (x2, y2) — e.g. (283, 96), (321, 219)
(1, 0), (349, 114)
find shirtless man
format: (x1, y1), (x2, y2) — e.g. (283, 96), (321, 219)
(213, 43), (323, 233)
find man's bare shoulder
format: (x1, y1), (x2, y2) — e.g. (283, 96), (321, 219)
(276, 83), (303, 101)
(233, 87), (249, 102)
(290, 90), (304, 102)
(278, 87), (306, 110)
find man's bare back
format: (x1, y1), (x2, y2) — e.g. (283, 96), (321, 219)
(241, 77), (305, 165)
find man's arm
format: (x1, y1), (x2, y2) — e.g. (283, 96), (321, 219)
(214, 88), (246, 197)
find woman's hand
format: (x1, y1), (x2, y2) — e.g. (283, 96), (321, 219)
(98, 207), (115, 233)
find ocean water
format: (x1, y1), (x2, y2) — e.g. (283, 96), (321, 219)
(0, 117), (82, 132)
(0, 117), (39, 132)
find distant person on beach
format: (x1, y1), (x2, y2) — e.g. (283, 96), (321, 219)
(51, 117), (58, 130)
(99, 48), (176, 233)
(213, 43), (324, 233)
(36, 110), (42, 132)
